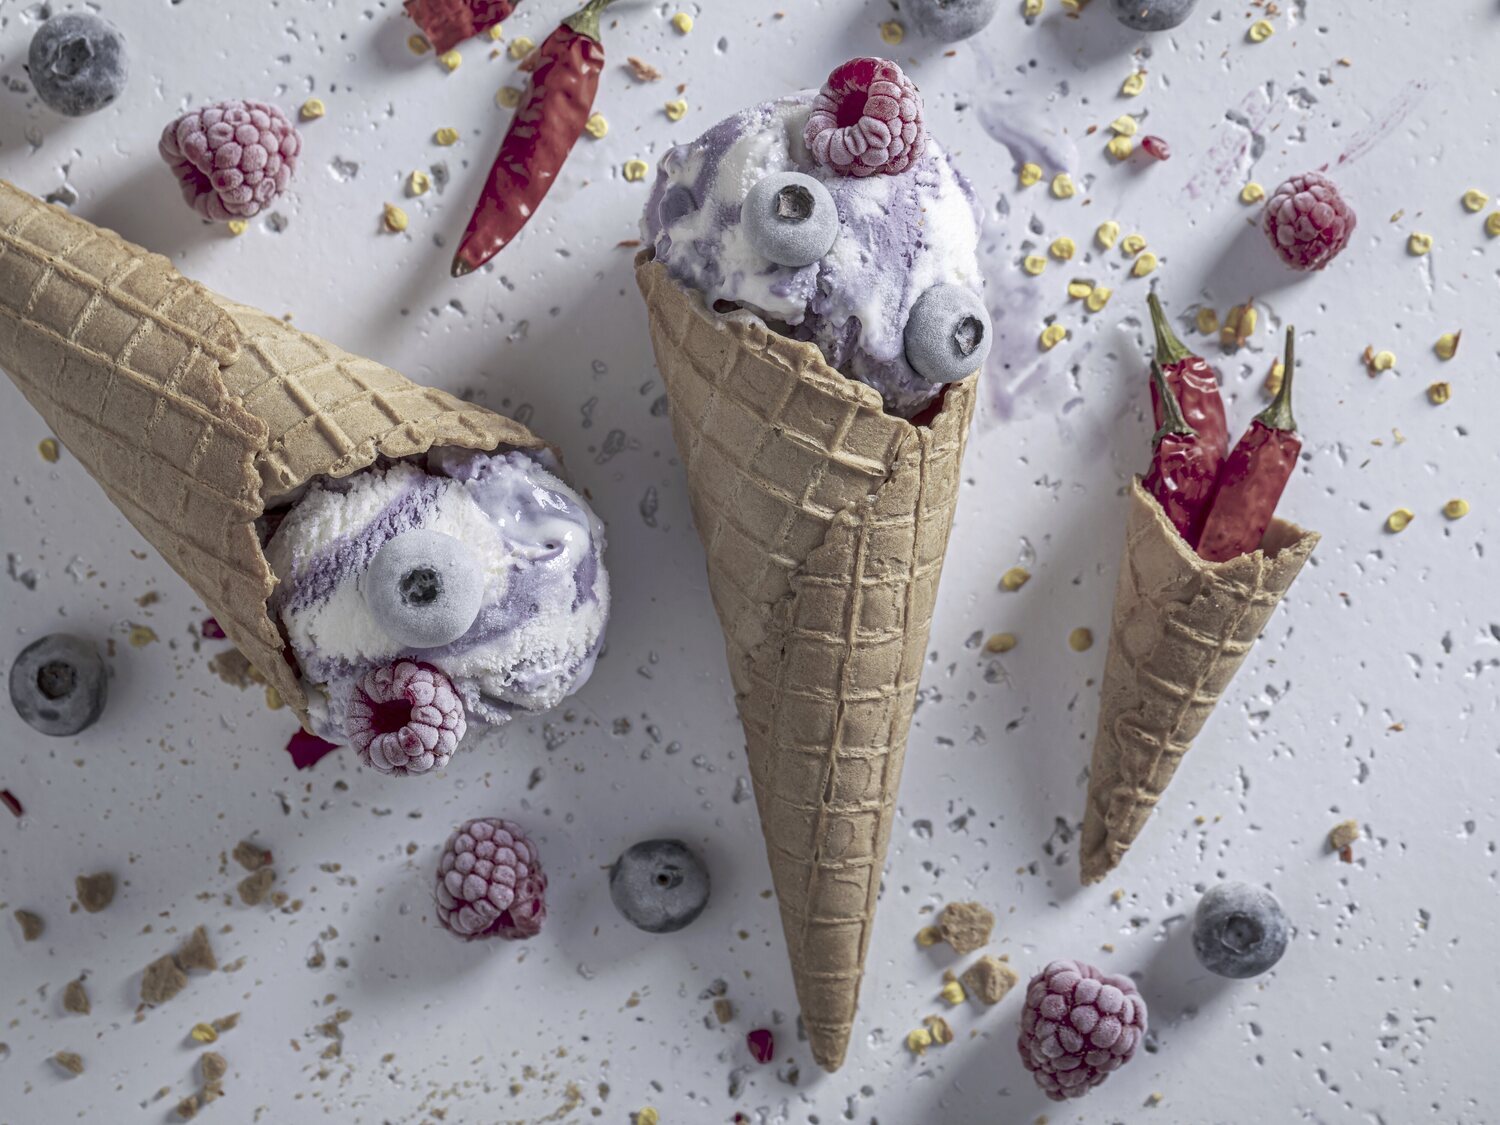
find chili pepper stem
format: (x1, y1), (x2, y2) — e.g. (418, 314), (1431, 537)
(1149, 359), (1195, 443)
(562, 0), (616, 40)
(1147, 292), (1191, 365)
(1258, 326), (1297, 432)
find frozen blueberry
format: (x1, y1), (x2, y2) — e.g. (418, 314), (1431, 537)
(908, 0), (1000, 41)
(9, 635), (107, 737)
(1110, 0), (1199, 32)
(609, 839), (710, 933)
(365, 529), (485, 649)
(904, 283), (992, 384)
(743, 172), (839, 268)
(27, 13), (129, 118)
(1192, 882), (1289, 979)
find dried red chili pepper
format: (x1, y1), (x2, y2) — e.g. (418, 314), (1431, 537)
(1197, 327), (1302, 563)
(405, 0), (519, 55)
(1144, 360), (1221, 546)
(1148, 292), (1229, 463)
(451, 0), (613, 277)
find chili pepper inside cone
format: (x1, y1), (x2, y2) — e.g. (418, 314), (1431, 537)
(1147, 293), (1228, 462)
(1143, 360), (1219, 547)
(1197, 327), (1302, 563)
(451, 0), (613, 276)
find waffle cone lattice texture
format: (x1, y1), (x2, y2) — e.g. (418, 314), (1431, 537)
(1080, 478), (1319, 885)
(0, 180), (542, 726)
(636, 254), (976, 1071)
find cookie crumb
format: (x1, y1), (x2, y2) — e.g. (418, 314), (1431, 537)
(176, 1093), (200, 1120)
(142, 955), (189, 1005)
(961, 955), (1020, 1005)
(52, 1050), (85, 1076)
(232, 841), (272, 872)
(201, 1051), (228, 1083)
(237, 868), (276, 906)
(62, 978), (90, 1015)
(75, 871), (116, 913)
(178, 926), (218, 972)
(15, 909), (43, 941)
(712, 998), (733, 1024)
(936, 901), (995, 954)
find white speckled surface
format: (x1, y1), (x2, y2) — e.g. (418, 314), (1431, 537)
(1, 1), (1497, 1122)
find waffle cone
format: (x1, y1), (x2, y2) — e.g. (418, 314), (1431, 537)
(1080, 478), (1319, 885)
(635, 254), (975, 1071)
(0, 180), (542, 726)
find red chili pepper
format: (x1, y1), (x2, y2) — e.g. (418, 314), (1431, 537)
(451, 0), (613, 277)
(1144, 360), (1221, 546)
(404, 0), (519, 55)
(1197, 327), (1303, 563)
(1148, 292), (1229, 463)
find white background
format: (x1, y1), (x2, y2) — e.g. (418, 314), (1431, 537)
(1, 1), (1497, 1122)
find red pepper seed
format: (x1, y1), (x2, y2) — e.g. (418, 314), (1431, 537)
(1141, 135), (1171, 161)
(746, 1027), (775, 1063)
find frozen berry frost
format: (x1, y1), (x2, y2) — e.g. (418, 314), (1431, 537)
(1262, 171), (1357, 271)
(346, 661), (466, 775)
(435, 818), (546, 940)
(608, 839), (710, 933)
(804, 57), (925, 178)
(27, 12), (128, 117)
(1192, 881), (1289, 978)
(159, 99), (301, 221)
(1018, 959), (1147, 1101)
(9, 634), (106, 737)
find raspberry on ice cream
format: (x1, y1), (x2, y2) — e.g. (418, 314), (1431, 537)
(346, 661), (466, 776)
(435, 818), (547, 940)
(804, 57), (926, 178)
(1262, 171), (1356, 271)
(1018, 959), (1147, 1101)
(159, 99), (301, 221)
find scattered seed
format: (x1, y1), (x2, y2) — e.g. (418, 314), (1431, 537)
(1131, 252), (1158, 277)
(1069, 627), (1094, 652)
(1221, 303), (1257, 347)
(507, 36), (533, 60)
(915, 926), (942, 947)
(1001, 566), (1031, 591)
(1120, 233), (1147, 257)
(1248, 19), (1274, 42)
(1407, 232), (1433, 256)
(984, 633), (1018, 654)
(1196, 308), (1220, 335)
(925, 1015), (955, 1045)
(1106, 135), (1134, 160)
(191, 1023), (219, 1043)
(1060, 0), (1086, 13)
(905, 1027), (934, 1055)
(382, 203), (408, 233)
(129, 624), (158, 647)
(226, 219), (247, 236)
(1095, 220), (1120, 248)
(1109, 115), (1138, 137)
(1385, 508), (1414, 533)
(1264, 358), (1284, 397)
(1023, 255), (1048, 276)
(1018, 162), (1042, 187)
(1086, 286), (1113, 311)
(1066, 280), (1093, 299)
(940, 980), (966, 1005)
(1370, 349), (1396, 373)
(880, 19), (904, 44)
(1040, 323), (1068, 350)
(1434, 332), (1460, 360)
(1462, 189), (1488, 212)
(434, 126), (459, 146)
(495, 85), (522, 108)
(52, 1051), (84, 1076)
(671, 11), (694, 33)
(299, 98), (325, 121)
(1427, 381), (1451, 405)
(664, 98), (687, 121)
(1443, 499), (1470, 520)
(636, 1110), (660, 1125)
(407, 33), (430, 54)
(1024, 0), (1045, 15)
(585, 113), (609, 139)
(1487, 213), (1500, 238)
(488, 24), (504, 40)
(1240, 182), (1266, 204)
(623, 159), (650, 183)
(1050, 172), (1075, 199)
(407, 170), (431, 197)
(38, 437), (60, 462)
(1121, 71), (1146, 97)
(438, 48), (462, 71)
(1049, 236), (1076, 260)
(0, 790), (22, 818)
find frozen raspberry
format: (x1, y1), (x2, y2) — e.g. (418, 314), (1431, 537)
(346, 661), (466, 776)
(159, 99), (301, 221)
(435, 818), (546, 940)
(1262, 171), (1356, 271)
(804, 57), (926, 178)
(1018, 960), (1147, 1102)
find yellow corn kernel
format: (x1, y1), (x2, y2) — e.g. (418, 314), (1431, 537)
(1001, 566), (1031, 591)
(1109, 115), (1138, 137)
(984, 633), (1018, 654)
(496, 86), (522, 109)
(1067, 280), (1094, 300)
(1069, 627), (1094, 652)
(1019, 162), (1043, 187)
(1443, 499), (1470, 520)
(1434, 332), (1460, 360)
(664, 98), (688, 121)
(941, 980), (966, 1005)
(1240, 182), (1265, 204)
(1131, 252), (1158, 277)
(1040, 323), (1068, 350)
(1120, 233), (1147, 257)
(880, 19), (905, 44)
(623, 159), (650, 183)
(585, 113), (609, 139)
(1196, 307), (1220, 335)
(1462, 189), (1489, 213)
(382, 203), (408, 232)
(1427, 381), (1451, 405)
(1086, 286), (1113, 312)
(906, 1028), (933, 1055)
(1051, 172), (1075, 199)
(1106, 135), (1134, 161)
(1049, 236), (1076, 261)
(299, 98), (325, 121)
(1024, 0), (1045, 16)
(226, 219), (248, 236)
(1487, 212), (1500, 238)
(916, 926), (942, 947)
(1248, 19), (1274, 42)
(1372, 349), (1396, 372)
(434, 126), (460, 146)
(438, 48), (462, 71)
(1023, 255), (1048, 276)
(1095, 220), (1120, 249)
(407, 170), (431, 196)
(508, 36), (534, 59)
(1385, 508), (1414, 533)
(38, 437), (60, 462)
(1407, 232), (1433, 256)
(1121, 71), (1146, 97)
(408, 33), (431, 54)
(488, 24), (504, 40)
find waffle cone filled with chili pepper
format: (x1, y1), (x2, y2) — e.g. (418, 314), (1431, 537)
(635, 252), (977, 1071)
(0, 180), (545, 729)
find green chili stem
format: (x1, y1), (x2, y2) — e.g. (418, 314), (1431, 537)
(1258, 326), (1298, 432)
(1147, 292), (1191, 365)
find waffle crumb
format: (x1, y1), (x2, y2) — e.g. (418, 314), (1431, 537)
(15, 909), (43, 941)
(1328, 819), (1360, 851)
(62, 978), (90, 1014)
(75, 871), (116, 913)
(625, 57), (662, 82)
(937, 901), (995, 954)
(52, 1050), (84, 1076)
(139, 957), (184, 1005)
(961, 956), (1020, 1005)
(201, 1052), (228, 1083)
(178, 926), (218, 972)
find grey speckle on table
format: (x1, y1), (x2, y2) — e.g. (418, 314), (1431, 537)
(1, 1), (1497, 1123)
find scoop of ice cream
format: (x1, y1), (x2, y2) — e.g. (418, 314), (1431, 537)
(266, 448), (609, 753)
(641, 60), (989, 418)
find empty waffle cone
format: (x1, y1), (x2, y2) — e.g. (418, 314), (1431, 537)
(635, 253), (976, 1071)
(1080, 478), (1319, 885)
(0, 180), (542, 727)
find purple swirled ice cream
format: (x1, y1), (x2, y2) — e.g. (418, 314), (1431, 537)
(642, 57), (991, 418)
(265, 448), (608, 771)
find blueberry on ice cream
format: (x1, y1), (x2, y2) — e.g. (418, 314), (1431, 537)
(642, 57), (991, 418)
